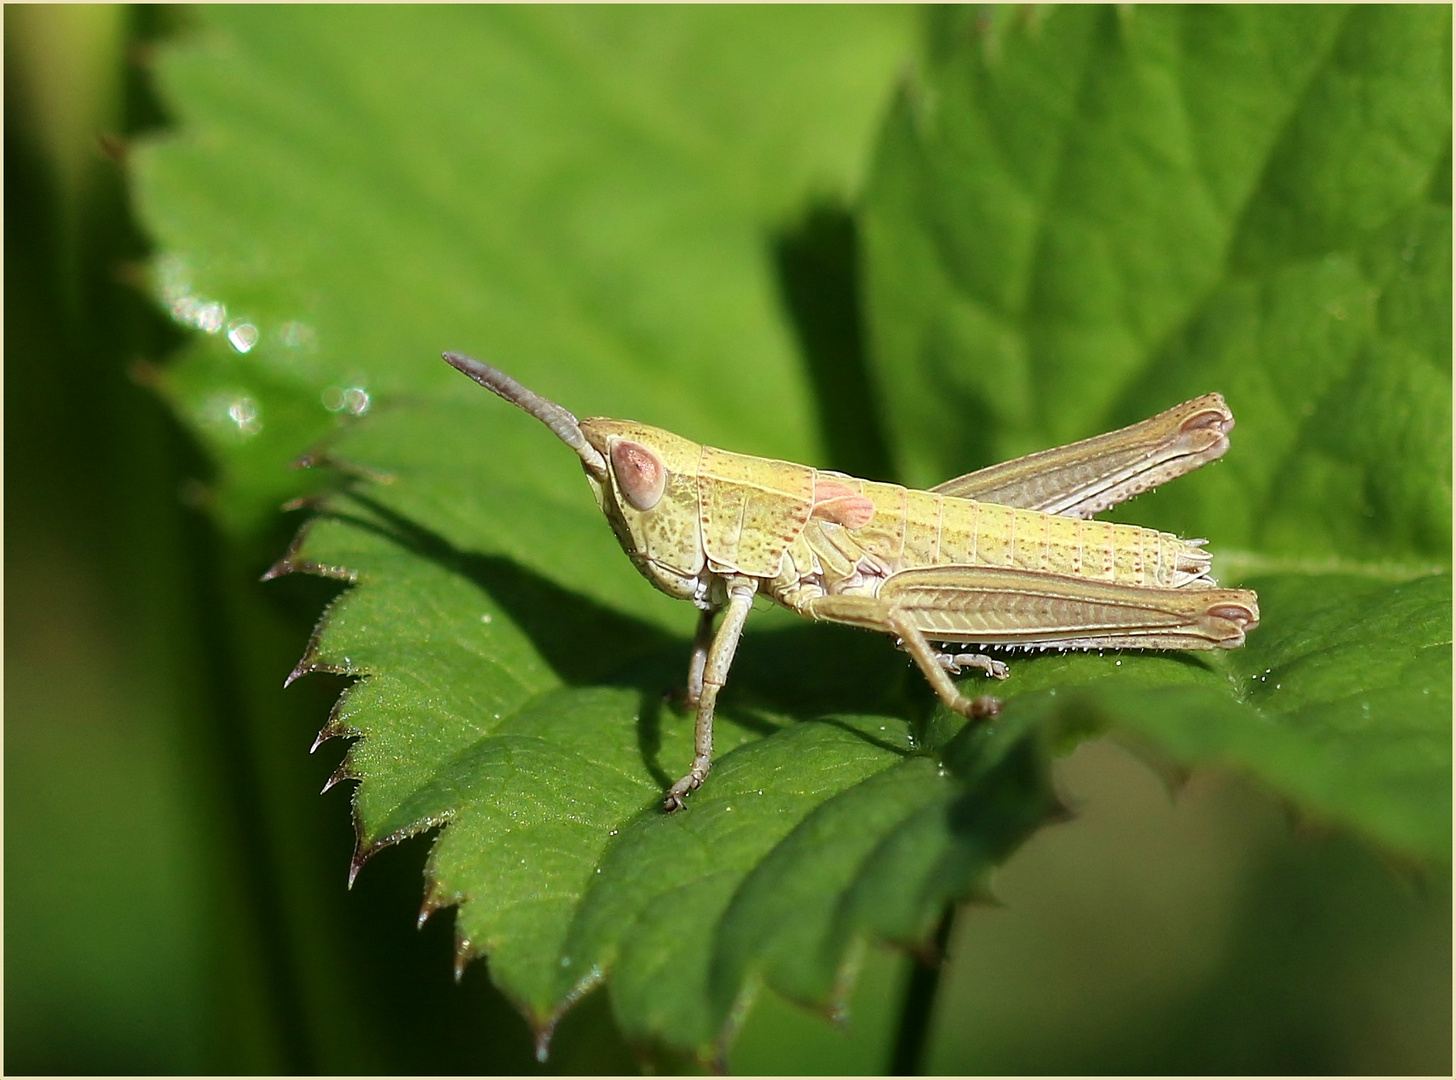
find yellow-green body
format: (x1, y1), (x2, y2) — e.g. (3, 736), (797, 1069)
(582, 422), (1235, 651)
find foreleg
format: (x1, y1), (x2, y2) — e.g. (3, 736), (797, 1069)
(664, 575), (758, 812)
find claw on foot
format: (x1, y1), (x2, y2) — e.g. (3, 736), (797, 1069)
(662, 781), (697, 813)
(950, 692), (1003, 720)
(663, 755), (712, 812)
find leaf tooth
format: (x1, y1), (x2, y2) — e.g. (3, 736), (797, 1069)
(285, 617), (328, 689)
(532, 1023), (554, 1065)
(1046, 795), (1079, 827)
(1367, 844), (1434, 894)
(286, 616), (364, 689)
(1288, 802), (1339, 846)
(346, 851), (366, 890)
(262, 524), (360, 585)
(320, 687), (366, 740)
(347, 839), (381, 890)
(962, 869), (1003, 909)
(283, 494), (332, 516)
(310, 711), (361, 753)
(538, 966), (606, 1062)
(260, 515), (317, 581)
(284, 655), (355, 687)
(320, 764), (354, 795)
(905, 933), (946, 970)
(826, 937), (867, 1029)
(292, 447), (397, 484)
(453, 934), (475, 983)
(346, 812), (447, 891)
(284, 656), (316, 689)
(707, 1045), (730, 1075)
(712, 978), (761, 1067)
(260, 556), (297, 582)
(416, 879), (455, 930)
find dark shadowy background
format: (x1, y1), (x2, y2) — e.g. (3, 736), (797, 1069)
(6, 6), (1449, 1074)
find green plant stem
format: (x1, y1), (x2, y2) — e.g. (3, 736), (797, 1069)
(888, 903), (956, 1075)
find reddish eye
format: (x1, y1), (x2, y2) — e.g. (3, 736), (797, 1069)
(611, 440), (667, 511)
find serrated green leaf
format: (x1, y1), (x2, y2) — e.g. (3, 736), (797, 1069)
(132, 3), (1450, 1066)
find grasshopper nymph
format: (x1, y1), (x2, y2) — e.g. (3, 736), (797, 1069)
(444, 353), (1259, 811)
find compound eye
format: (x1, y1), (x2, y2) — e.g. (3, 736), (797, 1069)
(611, 440), (667, 511)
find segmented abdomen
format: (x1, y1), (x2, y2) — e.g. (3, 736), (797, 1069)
(829, 476), (1211, 588)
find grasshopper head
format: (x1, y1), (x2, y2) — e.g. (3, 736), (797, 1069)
(579, 418), (709, 603)
(442, 354), (710, 604)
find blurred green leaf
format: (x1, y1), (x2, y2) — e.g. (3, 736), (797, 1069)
(865, 7), (1451, 557)
(134, 5), (913, 536)
(132, 3), (1451, 1067)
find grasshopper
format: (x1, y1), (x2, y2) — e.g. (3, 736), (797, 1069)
(444, 352), (1259, 811)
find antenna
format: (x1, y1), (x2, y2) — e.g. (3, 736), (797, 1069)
(443, 352), (607, 473)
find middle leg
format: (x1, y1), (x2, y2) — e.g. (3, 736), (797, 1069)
(934, 650), (1009, 679)
(684, 606), (717, 707)
(888, 610), (1003, 721)
(799, 592), (1003, 721)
